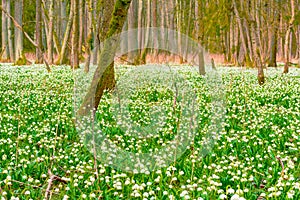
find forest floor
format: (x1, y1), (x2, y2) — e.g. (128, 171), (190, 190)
(0, 64), (299, 200)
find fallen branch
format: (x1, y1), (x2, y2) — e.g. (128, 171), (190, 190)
(276, 156), (286, 179)
(45, 169), (68, 199)
(0, 5), (51, 72)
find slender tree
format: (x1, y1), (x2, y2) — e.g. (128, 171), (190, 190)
(1, 0), (9, 60)
(36, 0), (43, 63)
(14, 0), (24, 63)
(283, 0), (295, 74)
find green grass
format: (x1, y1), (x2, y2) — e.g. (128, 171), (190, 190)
(0, 64), (299, 200)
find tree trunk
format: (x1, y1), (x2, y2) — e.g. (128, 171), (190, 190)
(35, 0), (43, 63)
(7, 0), (14, 61)
(268, 10), (280, 67)
(77, 0), (132, 116)
(60, 0), (67, 40)
(1, 0), (9, 60)
(78, 0), (84, 58)
(198, 48), (205, 75)
(127, 0), (138, 63)
(152, 0), (158, 60)
(56, 0), (74, 65)
(136, 0), (144, 64)
(47, 0), (54, 64)
(71, 0), (80, 69)
(14, 0), (24, 63)
(232, 0), (250, 66)
(140, 0), (151, 63)
(283, 0), (295, 74)
(84, 0), (93, 73)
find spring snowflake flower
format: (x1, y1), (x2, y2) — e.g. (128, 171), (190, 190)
(227, 188), (235, 194)
(230, 194), (240, 200)
(219, 194), (227, 199)
(180, 190), (189, 197)
(89, 193), (96, 198)
(62, 195), (69, 200)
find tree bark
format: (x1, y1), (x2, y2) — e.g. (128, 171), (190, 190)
(1, 0), (9, 60)
(84, 0), (93, 73)
(56, 0), (74, 65)
(7, 0), (14, 61)
(78, 0), (84, 58)
(47, 0), (54, 64)
(233, 0), (251, 66)
(14, 0), (24, 63)
(268, 10), (280, 67)
(36, 0), (43, 63)
(77, 0), (132, 116)
(283, 0), (295, 74)
(71, 0), (80, 69)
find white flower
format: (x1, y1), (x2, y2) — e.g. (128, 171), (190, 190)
(41, 174), (47, 178)
(180, 190), (189, 197)
(227, 188), (235, 194)
(219, 194), (227, 199)
(81, 194), (87, 199)
(230, 194), (240, 200)
(89, 193), (96, 198)
(287, 191), (295, 199)
(62, 195), (69, 200)
(25, 191), (30, 195)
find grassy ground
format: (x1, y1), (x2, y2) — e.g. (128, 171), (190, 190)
(0, 64), (299, 200)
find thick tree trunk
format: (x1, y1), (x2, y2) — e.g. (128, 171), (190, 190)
(77, 0), (132, 116)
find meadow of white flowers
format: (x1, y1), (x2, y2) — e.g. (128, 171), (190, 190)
(0, 65), (299, 200)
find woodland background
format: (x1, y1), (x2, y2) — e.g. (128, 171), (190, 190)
(0, 0), (300, 71)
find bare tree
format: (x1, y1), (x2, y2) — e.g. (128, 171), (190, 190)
(36, 0), (43, 63)
(47, 0), (54, 64)
(1, 0), (9, 60)
(283, 0), (295, 74)
(14, 0), (24, 63)
(71, 0), (80, 69)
